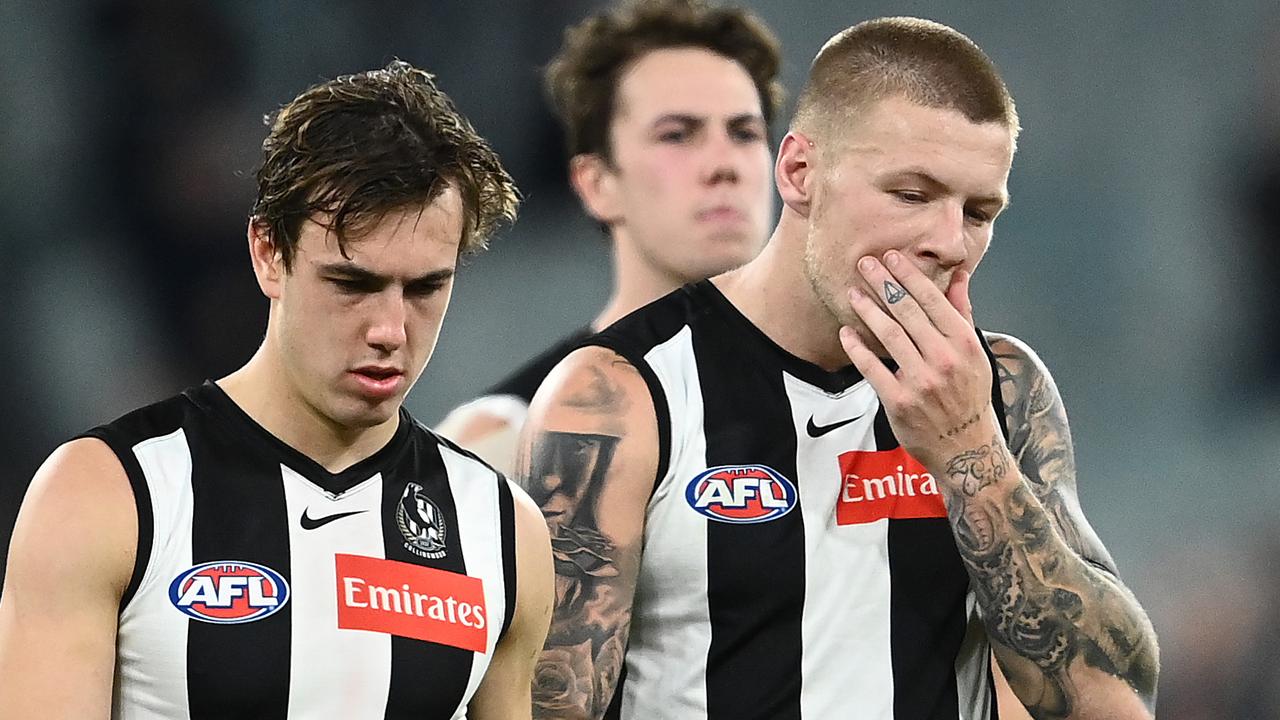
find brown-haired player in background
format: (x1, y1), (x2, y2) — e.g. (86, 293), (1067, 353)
(520, 17), (1160, 720)
(0, 61), (553, 719)
(436, 0), (783, 476)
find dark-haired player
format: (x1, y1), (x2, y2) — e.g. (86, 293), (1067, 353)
(0, 61), (552, 719)
(437, 0), (783, 476)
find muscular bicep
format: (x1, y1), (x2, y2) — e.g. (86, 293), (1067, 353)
(989, 333), (1118, 575)
(517, 346), (658, 719)
(0, 438), (137, 719)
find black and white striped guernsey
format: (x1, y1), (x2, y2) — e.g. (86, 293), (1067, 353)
(591, 280), (1008, 720)
(84, 381), (517, 720)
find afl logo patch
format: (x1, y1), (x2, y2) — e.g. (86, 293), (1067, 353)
(168, 561), (289, 624)
(686, 465), (797, 524)
(397, 482), (448, 559)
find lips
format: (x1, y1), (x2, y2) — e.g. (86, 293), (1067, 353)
(696, 205), (745, 223)
(349, 366), (405, 401)
(354, 366), (402, 380)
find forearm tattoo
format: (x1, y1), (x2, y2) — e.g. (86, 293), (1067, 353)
(523, 362), (638, 719)
(942, 345), (1159, 717)
(994, 347), (1086, 557)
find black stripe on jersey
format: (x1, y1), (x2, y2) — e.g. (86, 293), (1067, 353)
(695, 315), (805, 720)
(185, 415), (293, 720)
(979, 330), (1011, 440)
(878, 335), (1009, 720)
(497, 475), (517, 641)
(874, 408), (968, 719)
(988, 663), (1001, 719)
(380, 432), (473, 719)
(79, 428), (155, 611)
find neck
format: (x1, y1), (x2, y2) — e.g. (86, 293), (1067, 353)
(715, 212), (851, 371)
(217, 342), (400, 473)
(592, 228), (688, 331)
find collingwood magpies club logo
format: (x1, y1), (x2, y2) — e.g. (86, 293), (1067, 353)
(396, 482), (447, 559)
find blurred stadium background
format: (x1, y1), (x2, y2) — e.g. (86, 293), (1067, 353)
(2, 0), (1277, 715)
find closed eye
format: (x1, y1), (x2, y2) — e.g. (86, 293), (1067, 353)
(327, 277), (378, 294)
(964, 208), (992, 224)
(405, 280), (448, 297)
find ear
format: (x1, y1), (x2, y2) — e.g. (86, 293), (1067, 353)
(776, 131), (817, 219)
(247, 219), (285, 300)
(568, 153), (622, 225)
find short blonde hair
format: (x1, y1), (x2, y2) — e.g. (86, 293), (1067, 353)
(792, 17), (1019, 146)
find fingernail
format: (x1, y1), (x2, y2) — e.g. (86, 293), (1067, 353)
(858, 257), (875, 272)
(884, 250), (900, 267)
(849, 287), (864, 301)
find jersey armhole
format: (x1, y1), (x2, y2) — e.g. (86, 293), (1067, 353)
(495, 474), (517, 642)
(75, 428), (153, 613)
(577, 335), (672, 500)
(977, 328), (1011, 443)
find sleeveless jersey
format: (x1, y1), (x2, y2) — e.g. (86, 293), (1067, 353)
(590, 281), (1008, 720)
(83, 382), (517, 720)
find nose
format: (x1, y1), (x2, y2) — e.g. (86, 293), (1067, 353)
(914, 200), (969, 269)
(701, 129), (741, 186)
(366, 289), (408, 353)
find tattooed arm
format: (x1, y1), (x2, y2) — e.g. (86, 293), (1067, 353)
(839, 255), (1158, 719)
(516, 346), (659, 720)
(951, 333), (1158, 719)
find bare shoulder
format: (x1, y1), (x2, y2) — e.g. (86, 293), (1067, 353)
(0, 439), (134, 720)
(528, 345), (655, 436)
(982, 331), (1118, 574)
(983, 331), (1052, 416)
(520, 345), (658, 531)
(6, 437), (138, 595)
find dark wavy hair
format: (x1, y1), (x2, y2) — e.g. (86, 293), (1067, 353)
(545, 0), (784, 161)
(252, 60), (519, 268)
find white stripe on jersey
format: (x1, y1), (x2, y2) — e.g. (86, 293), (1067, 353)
(439, 445), (507, 719)
(623, 326), (712, 718)
(281, 467), (389, 718)
(784, 373), (896, 720)
(955, 591), (994, 720)
(115, 429), (193, 720)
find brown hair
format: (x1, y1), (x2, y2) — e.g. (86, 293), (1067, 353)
(545, 0), (784, 161)
(252, 60), (518, 268)
(793, 17), (1019, 146)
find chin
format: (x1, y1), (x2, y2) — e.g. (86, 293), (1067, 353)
(330, 399), (399, 431)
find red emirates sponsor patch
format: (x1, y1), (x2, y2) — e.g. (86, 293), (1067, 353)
(836, 447), (946, 525)
(335, 554), (487, 653)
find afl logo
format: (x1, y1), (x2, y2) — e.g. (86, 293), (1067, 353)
(168, 561), (290, 624)
(685, 465), (797, 524)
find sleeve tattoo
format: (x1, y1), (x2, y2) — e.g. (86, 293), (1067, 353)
(521, 362), (640, 719)
(942, 343), (1159, 718)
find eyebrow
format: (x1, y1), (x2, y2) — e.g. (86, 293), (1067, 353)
(888, 169), (1009, 209)
(316, 262), (455, 287)
(651, 112), (766, 127)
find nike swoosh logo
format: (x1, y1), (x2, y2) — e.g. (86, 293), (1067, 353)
(806, 413), (865, 438)
(300, 508), (367, 530)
